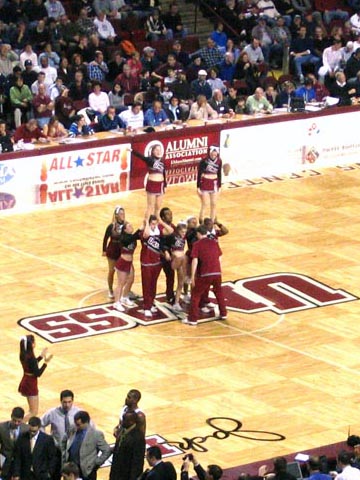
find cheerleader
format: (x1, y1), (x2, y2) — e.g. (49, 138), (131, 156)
(183, 215), (198, 303)
(197, 146), (222, 223)
(113, 221), (143, 312)
(166, 222), (187, 312)
(129, 145), (166, 220)
(102, 206), (126, 299)
(18, 335), (53, 420)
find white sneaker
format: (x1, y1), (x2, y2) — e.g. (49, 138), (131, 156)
(121, 297), (136, 307)
(182, 294), (191, 304)
(172, 303), (183, 312)
(108, 290), (115, 299)
(205, 302), (216, 308)
(113, 301), (125, 312)
(151, 306), (158, 313)
(201, 306), (211, 313)
(182, 318), (197, 326)
(144, 309), (152, 317)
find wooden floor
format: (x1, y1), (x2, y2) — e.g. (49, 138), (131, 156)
(1, 164), (360, 477)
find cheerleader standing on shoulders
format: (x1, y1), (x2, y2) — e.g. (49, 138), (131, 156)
(165, 222), (187, 312)
(128, 145), (166, 220)
(197, 146), (222, 223)
(18, 335), (53, 420)
(113, 221), (144, 312)
(102, 206), (126, 299)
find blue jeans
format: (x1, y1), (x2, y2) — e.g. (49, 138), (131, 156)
(293, 54), (320, 77)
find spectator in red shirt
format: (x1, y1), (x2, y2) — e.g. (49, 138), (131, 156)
(32, 83), (55, 129)
(115, 64), (140, 95)
(14, 119), (47, 144)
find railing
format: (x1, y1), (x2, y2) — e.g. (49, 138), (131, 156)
(193, 0), (242, 42)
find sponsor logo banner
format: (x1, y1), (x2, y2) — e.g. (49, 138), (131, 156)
(18, 273), (357, 343)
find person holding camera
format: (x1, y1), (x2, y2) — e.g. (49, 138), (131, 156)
(181, 453), (223, 480)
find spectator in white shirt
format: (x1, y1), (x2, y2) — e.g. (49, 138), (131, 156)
(19, 44), (38, 69)
(318, 40), (343, 84)
(88, 80), (110, 115)
(38, 56), (57, 85)
(93, 12), (116, 43)
(350, 11), (360, 36)
(119, 102), (144, 129)
(335, 451), (360, 480)
(44, 0), (66, 20)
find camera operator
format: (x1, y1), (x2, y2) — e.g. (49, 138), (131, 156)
(180, 453), (223, 480)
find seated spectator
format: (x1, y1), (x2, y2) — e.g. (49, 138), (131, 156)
(210, 22), (228, 53)
(49, 77), (65, 102)
(225, 39), (241, 63)
(108, 82), (125, 113)
(10, 76), (33, 128)
(160, 83), (173, 106)
(307, 456), (332, 480)
(318, 40), (343, 85)
(290, 25), (321, 83)
(22, 60), (38, 88)
(57, 57), (73, 85)
(170, 40), (190, 67)
(217, 52), (235, 82)
(39, 43), (61, 68)
(234, 95), (247, 114)
(222, 0), (249, 39)
(127, 51), (142, 77)
(119, 102), (144, 129)
(341, 42), (354, 69)
(259, 457), (297, 480)
(145, 9), (169, 41)
(44, 0), (66, 20)
(335, 451), (360, 480)
(186, 54), (206, 83)
(115, 64), (140, 95)
(19, 44), (38, 70)
(25, 0), (48, 28)
(257, 0), (280, 25)
(306, 72), (329, 101)
(98, 105), (123, 131)
(93, 12), (117, 44)
(88, 50), (109, 82)
(58, 15), (80, 51)
(207, 67), (227, 93)
(276, 79), (296, 107)
(164, 68), (177, 86)
(106, 50), (126, 82)
(245, 86), (273, 113)
(234, 51), (258, 94)
(144, 99), (170, 126)
(0, 44), (19, 79)
(55, 86), (76, 128)
(93, 0), (117, 17)
(155, 55), (183, 80)
(13, 118), (47, 143)
(165, 95), (187, 123)
(313, 26), (331, 60)
(243, 37), (267, 73)
(69, 70), (89, 101)
(68, 114), (94, 136)
(0, 119), (14, 152)
(295, 77), (316, 102)
(139, 70), (151, 92)
(69, 36), (93, 65)
(275, 0), (295, 24)
(162, 3), (187, 39)
(32, 83), (55, 128)
(181, 453), (223, 480)
(30, 19), (49, 52)
(252, 17), (274, 63)
(189, 94), (218, 120)
(141, 46), (161, 74)
(322, 2), (349, 26)
(329, 25), (347, 45)
(345, 47), (360, 84)
(191, 69), (212, 99)
(88, 80), (110, 115)
(225, 85), (239, 110)
(328, 70), (352, 105)
(190, 37), (223, 70)
(350, 10), (360, 36)
(290, 14), (302, 37)
(170, 70), (192, 110)
(31, 71), (51, 96)
(76, 8), (98, 37)
(209, 88), (233, 116)
(144, 77), (162, 106)
(291, 0), (312, 17)
(42, 115), (68, 139)
(38, 56), (58, 86)
(265, 84), (278, 105)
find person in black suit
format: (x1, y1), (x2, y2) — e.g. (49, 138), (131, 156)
(13, 416), (58, 480)
(165, 96), (188, 123)
(144, 445), (177, 480)
(0, 407), (29, 480)
(109, 411), (145, 480)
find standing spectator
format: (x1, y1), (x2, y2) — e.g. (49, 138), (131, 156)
(44, 0), (66, 20)
(162, 3), (187, 39)
(88, 50), (109, 82)
(32, 83), (54, 128)
(191, 37), (223, 69)
(10, 76), (33, 128)
(0, 407), (28, 480)
(109, 411), (145, 480)
(63, 411), (111, 480)
(13, 417), (58, 480)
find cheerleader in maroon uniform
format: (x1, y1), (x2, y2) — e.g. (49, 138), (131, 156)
(102, 206), (126, 299)
(113, 221), (143, 312)
(18, 335), (53, 419)
(197, 146), (222, 223)
(166, 222), (187, 312)
(140, 215), (173, 317)
(129, 145), (166, 220)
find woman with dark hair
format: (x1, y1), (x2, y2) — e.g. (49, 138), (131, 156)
(43, 115), (68, 139)
(55, 87), (76, 128)
(107, 82), (124, 114)
(18, 335), (53, 419)
(197, 146), (222, 223)
(102, 206), (126, 299)
(113, 221), (143, 311)
(234, 51), (257, 93)
(68, 114), (94, 137)
(129, 144), (167, 219)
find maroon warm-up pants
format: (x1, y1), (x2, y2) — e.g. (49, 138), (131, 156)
(189, 274), (227, 322)
(141, 263), (162, 310)
(161, 257), (175, 302)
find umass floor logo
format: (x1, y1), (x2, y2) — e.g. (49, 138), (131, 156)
(18, 273), (358, 343)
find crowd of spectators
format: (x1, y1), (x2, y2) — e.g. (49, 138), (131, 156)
(0, 0), (360, 150)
